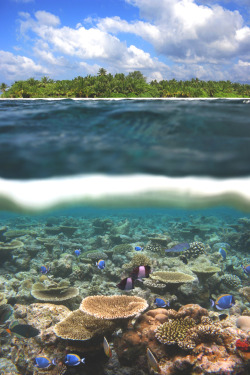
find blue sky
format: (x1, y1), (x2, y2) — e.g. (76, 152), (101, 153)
(1, 0), (250, 84)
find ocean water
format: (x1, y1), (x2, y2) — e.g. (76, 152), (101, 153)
(0, 99), (250, 375)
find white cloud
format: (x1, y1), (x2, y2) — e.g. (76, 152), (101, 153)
(0, 50), (48, 81)
(18, 11), (167, 74)
(124, 0), (249, 64)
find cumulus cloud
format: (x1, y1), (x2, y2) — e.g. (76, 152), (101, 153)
(0, 50), (48, 81)
(18, 11), (166, 74)
(120, 0), (250, 64)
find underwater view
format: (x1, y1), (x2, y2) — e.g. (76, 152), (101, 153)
(0, 99), (250, 375)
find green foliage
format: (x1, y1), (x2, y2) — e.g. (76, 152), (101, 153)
(2, 72), (250, 98)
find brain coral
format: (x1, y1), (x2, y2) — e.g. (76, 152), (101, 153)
(54, 309), (116, 340)
(80, 295), (148, 319)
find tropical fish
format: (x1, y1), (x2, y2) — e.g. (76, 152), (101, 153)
(64, 354), (85, 366)
(154, 298), (168, 308)
(6, 323), (40, 338)
(0, 304), (13, 325)
(40, 265), (49, 274)
(116, 277), (135, 290)
(135, 246), (143, 251)
(219, 247), (227, 260)
(130, 265), (151, 280)
(218, 313), (228, 321)
(210, 294), (235, 310)
(96, 259), (105, 270)
(165, 242), (190, 253)
(146, 348), (161, 373)
(34, 356), (56, 369)
(241, 264), (250, 275)
(103, 336), (112, 358)
(74, 249), (81, 257)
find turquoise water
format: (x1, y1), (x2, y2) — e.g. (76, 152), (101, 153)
(0, 99), (250, 179)
(0, 99), (250, 375)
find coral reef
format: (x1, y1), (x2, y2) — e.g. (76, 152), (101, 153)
(150, 271), (195, 288)
(54, 309), (116, 340)
(31, 280), (79, 302)
(80, 295), (148, 319)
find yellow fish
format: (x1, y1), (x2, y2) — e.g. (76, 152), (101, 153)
(103, 336), (112, 358)
(146, 348), (161, 373)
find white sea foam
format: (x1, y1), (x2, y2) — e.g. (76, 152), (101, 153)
(0, 174), (250, 213)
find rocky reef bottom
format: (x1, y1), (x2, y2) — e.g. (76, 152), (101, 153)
(1, 302), (250, 375)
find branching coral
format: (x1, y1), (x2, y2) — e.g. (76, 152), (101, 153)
(80, 295), (148, 319)
(155, 315), (223, 350)
(185, 241), (206, 258)
(155, 317), (196, 349)
(122, 253), (152, 273)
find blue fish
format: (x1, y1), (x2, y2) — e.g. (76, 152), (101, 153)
(210, 294), (235, 310)
(64, 354), (85, 366)
(40, 265), (49, 274)
(96, 259), (105, 270)
(241, 264), (250, 275)
(74, 249), (81, 257)
(135, 246), (143, 251)
(165, 242), (190, 253)
(34, 357), (56, 369)
(154, 297), (169, 308)
(219, 248), (227, 260)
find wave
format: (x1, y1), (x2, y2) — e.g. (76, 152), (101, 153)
(0, 174), (250, 213)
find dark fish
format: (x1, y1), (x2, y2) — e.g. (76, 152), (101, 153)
(130, 265), (151, 280)
(6, 323), (40, 338)
(165, 242), (190, 253)
(117, 277), (135, 290)
(0, 304), (13, 325)
(219, 313), (228, 321)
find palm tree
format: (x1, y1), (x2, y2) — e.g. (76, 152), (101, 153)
(98, 68), (107, 76)
(0, 83), (8, 93)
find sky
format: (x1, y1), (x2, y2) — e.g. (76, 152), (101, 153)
(0, 0), (250, 84)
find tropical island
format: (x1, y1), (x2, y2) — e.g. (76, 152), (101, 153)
(1, 69), (250, 98)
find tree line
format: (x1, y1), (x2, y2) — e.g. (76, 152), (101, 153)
(1, 69), (250, 98)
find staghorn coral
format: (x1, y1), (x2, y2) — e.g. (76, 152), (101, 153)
(191, 265), (221, 282)
(80, 295), (148, 319)
(31, 281), (79, 302)
(150, 271), (195, 288)
(54, 309), (116, 340)
(185, 241), (206, 259)
(221, 274), (242, 289)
